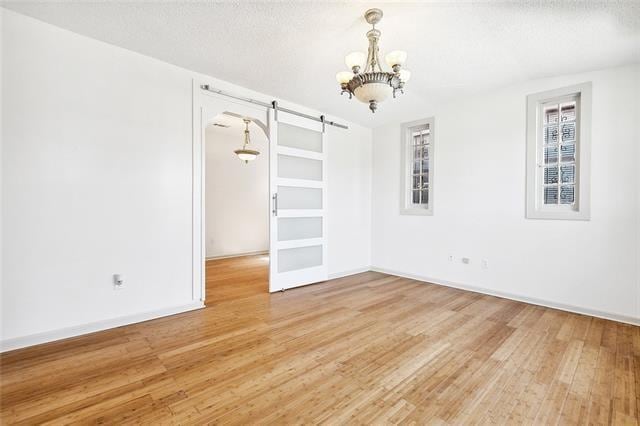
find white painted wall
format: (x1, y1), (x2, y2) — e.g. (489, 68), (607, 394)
(372, 65), (640, 322)
(327, 123), (372, 278)
(2, 10), (195, 344)
(205, 123), (269, 258)
(0, 9), (4, 337)
(1, 10), (373, 347)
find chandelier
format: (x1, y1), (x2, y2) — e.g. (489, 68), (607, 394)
(234, 118), (260, 163)
(336, 8), (410, 113)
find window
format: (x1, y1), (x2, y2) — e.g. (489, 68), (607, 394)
(401, 118), (434, 215)
(526, 83), (591, 220)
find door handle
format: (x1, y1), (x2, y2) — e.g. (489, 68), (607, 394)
(272, 193), (278, 216)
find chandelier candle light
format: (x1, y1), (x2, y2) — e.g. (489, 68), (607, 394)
(336, 8), (410, 113)
(234, 118), (260, 163)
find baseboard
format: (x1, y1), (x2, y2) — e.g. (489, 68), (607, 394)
(5, 268), (634, 352)
(370, 266), (640, 326)
(206, 250), (268, 261)
(328, 266), (372, 280)
(0, 301), (205, 353)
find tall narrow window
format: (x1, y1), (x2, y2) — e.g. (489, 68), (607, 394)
(401, 118), (434, 215)
(526, 83), (591, 220)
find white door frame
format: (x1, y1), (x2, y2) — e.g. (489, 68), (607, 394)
(191, 80), (270, 302)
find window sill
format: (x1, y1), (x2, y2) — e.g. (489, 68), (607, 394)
(400, 207), (433, 216)
(526, 208), (590, 221)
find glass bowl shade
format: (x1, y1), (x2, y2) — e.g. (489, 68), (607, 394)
(353, 82), (392, 104)
(234, 149), (260, 163)
(345, 52), (367, 69)
(336, 71), (354, 84)
(385, 50), (407, 67)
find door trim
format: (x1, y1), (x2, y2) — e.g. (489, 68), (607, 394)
(192, 79), (270, 303)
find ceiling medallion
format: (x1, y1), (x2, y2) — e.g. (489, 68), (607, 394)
(234, 118), (260, 163)
(336, 8), (410, 113)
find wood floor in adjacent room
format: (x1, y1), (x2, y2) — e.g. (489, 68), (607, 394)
(1, 256), (638, 424)
(205, 254), (269, 305)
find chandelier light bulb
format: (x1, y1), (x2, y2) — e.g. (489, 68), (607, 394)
(385, 50), (407, 68)
(399, 69), (411, 83)
(336, 71), (354, 84)
(345, 52), (366, 71)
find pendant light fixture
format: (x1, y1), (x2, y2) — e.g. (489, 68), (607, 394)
(234, 118), (260, 163)
(336, 8), (410, 113)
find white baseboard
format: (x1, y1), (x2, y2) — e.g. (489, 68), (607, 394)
(329, 266), (372, 280)
(1, 301), (205, 353)
(5, 268), (634, 352)
(206, 250), (268, 261)
(371, 266), (640, 327)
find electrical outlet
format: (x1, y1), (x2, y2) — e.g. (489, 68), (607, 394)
(461, 257), (470, 265)
(448, 255), (454, 262)
(113, 274), (124, 289)
(481, 259), (489, 269)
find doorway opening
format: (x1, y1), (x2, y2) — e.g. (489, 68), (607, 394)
(204, 112), (270, 305)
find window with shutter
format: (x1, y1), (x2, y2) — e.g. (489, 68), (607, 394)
(401, 118), (434, 215)
(526, 83), (591, 220)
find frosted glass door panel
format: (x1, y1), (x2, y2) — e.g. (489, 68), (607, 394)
(269, 110), (327, 292)
(278, 217), (322, 241)
(278, 245), (323, 273)
(278, 186), (322, 209)
(278, 155), (322, 181)
(278, 122), (323, 153)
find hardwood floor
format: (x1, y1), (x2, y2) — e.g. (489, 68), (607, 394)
(205, 254), (269, 305)
(1, 261), (638, 424)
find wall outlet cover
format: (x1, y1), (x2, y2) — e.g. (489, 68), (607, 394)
(113, 274), (124, 289)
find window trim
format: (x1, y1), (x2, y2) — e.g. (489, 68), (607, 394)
(526, 82), (592, 220)
(400, 117), (435, 216)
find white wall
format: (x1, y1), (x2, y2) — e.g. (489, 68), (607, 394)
(1, 10), (373, 348)
(205, 124), (269, 258)
(0, 9), (4, 337)
(327, 123), (372, 277)
(2, 9), (195, 344)
(372, 65), (640, 322)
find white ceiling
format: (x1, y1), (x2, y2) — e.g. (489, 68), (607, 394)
(5, 1), (639, 127)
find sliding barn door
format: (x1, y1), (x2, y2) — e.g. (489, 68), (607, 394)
(268, 110), (328, 292)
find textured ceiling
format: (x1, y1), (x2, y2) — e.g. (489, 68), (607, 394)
(4, 1), (640, 127)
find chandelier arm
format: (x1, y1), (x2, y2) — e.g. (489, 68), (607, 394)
(364, 40), (374, 73)
(365, 29), (383, 74)
(375, 38), (382, 73)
